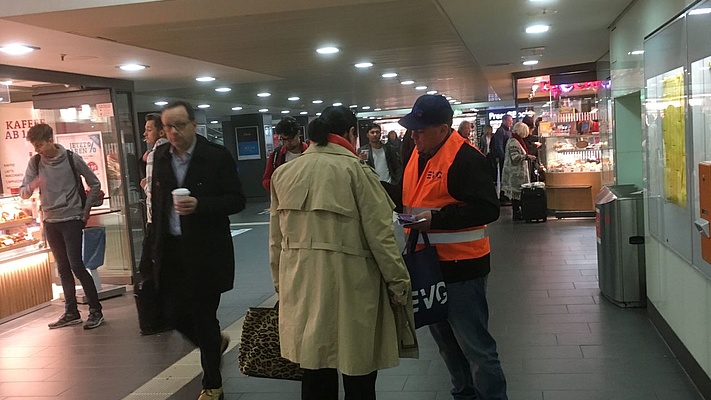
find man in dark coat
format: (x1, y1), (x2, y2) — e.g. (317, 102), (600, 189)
(151, 100), (246, 400)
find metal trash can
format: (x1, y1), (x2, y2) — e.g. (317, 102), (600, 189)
(595, 185), (646, 307)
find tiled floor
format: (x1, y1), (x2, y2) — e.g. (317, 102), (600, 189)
(0, 202), (703, 400)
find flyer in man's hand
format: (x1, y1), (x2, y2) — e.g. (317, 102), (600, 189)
(397, 213), (426, 225)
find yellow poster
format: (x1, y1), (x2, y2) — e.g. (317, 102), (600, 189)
(662, 73), (686, 207)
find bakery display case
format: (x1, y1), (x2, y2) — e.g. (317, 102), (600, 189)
(0, 195), (52, 323)
(541, 104), (603, 216)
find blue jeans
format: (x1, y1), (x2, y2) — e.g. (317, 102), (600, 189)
(429, 277), (507, 400)
(44, 220), (102, 315)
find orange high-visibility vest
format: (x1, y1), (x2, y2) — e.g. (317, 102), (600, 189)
(402, 132), (490, 261)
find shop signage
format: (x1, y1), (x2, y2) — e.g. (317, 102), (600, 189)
(0, 102), (54, 195)
(54, 131), (109, 207)
(235, 126), (261, 161)
(96, 103), (114, 117)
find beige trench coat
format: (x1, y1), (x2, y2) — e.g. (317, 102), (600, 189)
(270, 142), (414, 375)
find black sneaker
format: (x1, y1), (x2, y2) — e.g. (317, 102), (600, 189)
(48, 313), (82, 329)
(83, 312), (104, 330)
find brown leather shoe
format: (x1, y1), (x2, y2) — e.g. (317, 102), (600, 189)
(197, 387), (223, 400)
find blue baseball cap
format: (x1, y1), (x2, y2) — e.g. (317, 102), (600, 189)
(399, 94), (454, 130)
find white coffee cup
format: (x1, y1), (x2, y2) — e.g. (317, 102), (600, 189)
(171, 188), (191, 205)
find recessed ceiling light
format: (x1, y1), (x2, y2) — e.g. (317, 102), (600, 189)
(446, 96), (453, 100)
(0, 80), (11, 85)
(259, 108), (269, 113)
(382, 73), (398, 78)
(354, 62), (373, 68)
(349, 104), (358, 108)
(333, 102), (343, 106)
(628, 50), (644, 55)
(401, 80), (415, 85)
(215, 87), (232, 92)
(415, 86), (428, 90)
(281, 110), (290, 114)
(454, 101), (462, 104)
(523, 60), (539, 66)
(316, 112), (322, 116)
(257, 92), (271, 97)
(300, 111), (308, 115)
(312, 100), (323, 104)
(231, 106), (243, 111)
(118, 63), (148, 71)
(374, 108), (382, 111)
(154, 101), (168, 106)
(427, 90), (438, 95)
(525, 25), (550, 34)
(690, 8), (711, 15)
(0, 44), (39, 55)
(210, 120), (219, 124)
(197, 104), (210, 108)
(362, 106), (371, 110)
(288, 96), (300, 101)
(196, 76), (216, 82)
(449, 100), (457, 103)
(316, 46), (339, 54)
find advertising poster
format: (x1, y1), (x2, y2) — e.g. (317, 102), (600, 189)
(0, 102), (55, 195)
(235, 126), (261, 160)
(54, 131), (109, 205)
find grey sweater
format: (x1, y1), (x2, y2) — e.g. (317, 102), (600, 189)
(20, 144), (102, 223)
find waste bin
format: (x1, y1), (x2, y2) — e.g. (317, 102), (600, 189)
(595, 185), (646, 307)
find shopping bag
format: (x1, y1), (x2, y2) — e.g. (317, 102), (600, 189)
(238, 304), (303, 380)
(403, 230), (448, 328)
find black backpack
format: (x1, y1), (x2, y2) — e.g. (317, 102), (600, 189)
(32, 150), (88, 208)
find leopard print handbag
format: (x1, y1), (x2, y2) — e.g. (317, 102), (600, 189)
(238, 305), (304, 380)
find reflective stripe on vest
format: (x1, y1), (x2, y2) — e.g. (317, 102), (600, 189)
(402, 132), (490, 261)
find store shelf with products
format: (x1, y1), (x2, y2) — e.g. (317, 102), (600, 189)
(0, 195), (52, 323)
(539, 106), (602, 216)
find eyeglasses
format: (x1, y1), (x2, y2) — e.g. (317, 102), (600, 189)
(164, 120), (192, 131)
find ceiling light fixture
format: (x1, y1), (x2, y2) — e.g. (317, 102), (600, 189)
(354, 62), (374, 68)
(215, 87), (232, 92)
(362, 106), (371, 110)
(523, 60), (539, 66)
(300, 111), (308, 115)
(415, 86), (428, 90)
(374, 108), (382, 111)
(196, 76), (216, 82)
(316, 46), (340, 54)
(118, 63), (147, 71)
(232, 106), (243, 111)
(628, 50), (644, 55)
(0, 44), (39, 55)
(197, 104), (210, 108)
(210, 120), (219, 124)
(316, 112), (322, 116)
(288, 96), (300, 101)
(401, 80), (415, 85)
(333, 102), (343, 106)
(427, 90), (438, 95)
(281, 110), (290, 114)
(690, 8), (711, 15)
(382, 73), (398, 78)
(259, 108), (269, 113)
(154, 101), (168, 106)
(312, 100), (323, 104)
(525, 25), (550, 34)
(349, 105), (358, 108)
(257, 92), (271, 97)
(449, 100), (457, 104)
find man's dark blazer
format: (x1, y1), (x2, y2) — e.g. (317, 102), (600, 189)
(150, 135), (246, 294)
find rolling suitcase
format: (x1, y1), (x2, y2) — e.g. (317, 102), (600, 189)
(520, 186), (547, 223)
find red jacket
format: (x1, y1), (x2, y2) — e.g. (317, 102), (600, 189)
(262, 142), (309, 191)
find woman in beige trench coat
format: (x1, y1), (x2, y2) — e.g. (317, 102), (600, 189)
(270, 105), (415, 400)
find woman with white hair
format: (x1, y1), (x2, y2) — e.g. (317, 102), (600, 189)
(502, 122), (536, 220)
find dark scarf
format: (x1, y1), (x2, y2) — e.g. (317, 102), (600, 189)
(511, 133), (527, 152)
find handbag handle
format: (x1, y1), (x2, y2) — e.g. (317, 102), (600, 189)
(404, 229), (431, 255)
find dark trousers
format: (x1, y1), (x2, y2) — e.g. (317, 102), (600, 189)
(44, 219), (102, 315)
(161, 236), (223, 389)
(511, 199), (521, 220)
(302, 368), (377, 400)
